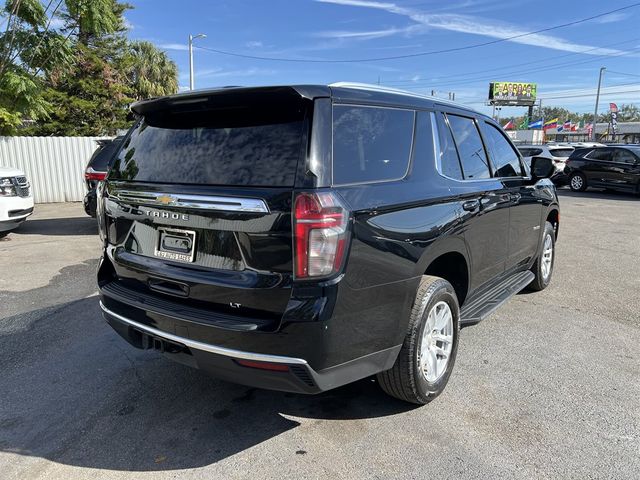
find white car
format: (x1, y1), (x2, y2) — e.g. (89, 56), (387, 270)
(0, 166), (34, 236)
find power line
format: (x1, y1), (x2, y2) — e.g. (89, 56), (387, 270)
(391, 46), (640, 90)
(606, 70), (640, 78)
(382, 38), (640, 86)
(539, 89), (640, 100)
(194, 3), (640, 63)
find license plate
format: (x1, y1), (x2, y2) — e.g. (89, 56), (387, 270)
(154, 228), (196, 263)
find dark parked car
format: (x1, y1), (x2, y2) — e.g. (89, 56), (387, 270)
(83, 136), (124, 217)
(564, 145), (640, 193)
(97, 84), (559, 404)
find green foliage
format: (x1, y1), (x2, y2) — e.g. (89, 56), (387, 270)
(619, 104), (640, 122)
(125, 40), (178, 100)
(24, 44), (134, 135)
(63, 0), (122, 43)
(1, 0), (178, 136)
(5, 0), (47, 27)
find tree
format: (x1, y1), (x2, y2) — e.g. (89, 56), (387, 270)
(22, 0), (135, 135)
(0, 0), (73, 134)
(125, 40), (178, 100)
(618, 104), (640, 122)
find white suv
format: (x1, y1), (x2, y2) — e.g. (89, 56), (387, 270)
(0, 166), (34, 236)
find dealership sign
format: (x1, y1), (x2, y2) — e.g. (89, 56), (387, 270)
(488, 82), (537, 106)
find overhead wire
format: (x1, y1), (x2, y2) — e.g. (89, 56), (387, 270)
(193, 3), (640, 63)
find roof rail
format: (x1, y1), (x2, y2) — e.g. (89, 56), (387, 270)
(328, 82), (461, 107)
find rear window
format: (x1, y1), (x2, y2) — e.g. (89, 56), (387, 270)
(109, 94), (307, 187)
(88, 140), (122, 171)
(549, 148), (574, 158)
(517, 148), (543, 157)
(332, 105), (414, 185)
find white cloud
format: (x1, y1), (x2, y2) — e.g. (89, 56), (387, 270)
(245, 41), (264, 48)
(594, 12), (629, 24)
(179, 68), (277, 82)
(316, 0), (634, 56)
(315, 24), (426, 41)
(157, 43), (189, 51)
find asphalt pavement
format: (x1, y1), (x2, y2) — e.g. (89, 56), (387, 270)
(1, 191), (639, 479)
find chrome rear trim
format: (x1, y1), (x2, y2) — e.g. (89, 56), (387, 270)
(110, 190), (270, 213)
(100, 302), (308, 365)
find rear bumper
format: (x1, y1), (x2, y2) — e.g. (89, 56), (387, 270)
(100, 301), (400, 394)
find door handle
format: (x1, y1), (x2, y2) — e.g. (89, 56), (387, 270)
(462, 199), (480, 211)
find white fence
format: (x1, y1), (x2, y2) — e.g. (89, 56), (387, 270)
(0, 136), (109, 203)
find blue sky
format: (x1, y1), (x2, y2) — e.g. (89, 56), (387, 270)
(127, 0), (640, 118)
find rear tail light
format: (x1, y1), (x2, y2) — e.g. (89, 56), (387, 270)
(85, 166), (107, 181)
(294, 192), (349, 279)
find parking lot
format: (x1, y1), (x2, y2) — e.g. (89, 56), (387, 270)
(1, 190), (638, 479)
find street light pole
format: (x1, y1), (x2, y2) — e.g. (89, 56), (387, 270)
(189, 33), (207, 91)
(592, 67), (605, 141)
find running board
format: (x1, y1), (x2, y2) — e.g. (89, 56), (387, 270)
(460, 270), (534, 325)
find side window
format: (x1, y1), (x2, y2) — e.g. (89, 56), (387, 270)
(480, 122), (523, 177)
(434, 112), (463, 180)
(586, 148), (612, 161)
(613, 149), (637, 164)
(446, 114), (491, 180)
(333, 105), (414, 185)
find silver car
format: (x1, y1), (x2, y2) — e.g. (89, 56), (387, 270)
(517, 144), (575, 185)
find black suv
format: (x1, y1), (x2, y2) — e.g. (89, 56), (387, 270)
(564, 145), (640, 193)
(97, 84), (559, 404)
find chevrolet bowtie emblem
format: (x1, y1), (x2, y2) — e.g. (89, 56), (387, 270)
(156, 195), (174, 205)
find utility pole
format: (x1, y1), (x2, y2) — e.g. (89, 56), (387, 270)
(592, 67), (605, 141)
(189, 33), (207, 91)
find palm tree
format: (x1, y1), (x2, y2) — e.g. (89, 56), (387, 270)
(126, 40), (178, 100)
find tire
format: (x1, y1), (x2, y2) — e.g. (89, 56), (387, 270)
(569, 172), (587, 192)
(377, 276), (460, 405)
(528, 221), (555, 291)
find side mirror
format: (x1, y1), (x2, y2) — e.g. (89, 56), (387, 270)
(530, 156), (554, 179)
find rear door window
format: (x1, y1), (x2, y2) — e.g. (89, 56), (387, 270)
(434, 113), (463, 180)
(446, 114), (491, 180)
(480, 122), (523, 177)
(332, 105), (414, 185)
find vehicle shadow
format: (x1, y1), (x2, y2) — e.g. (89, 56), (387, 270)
(556, 188), (639, 202)
(15, 216), (98, 236)
(0, 296), (416, 472)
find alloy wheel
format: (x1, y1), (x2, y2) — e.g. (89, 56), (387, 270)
(419, 301), (454, 383)
(570, 175), (583, 190)
(541, 233), (553, 281)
